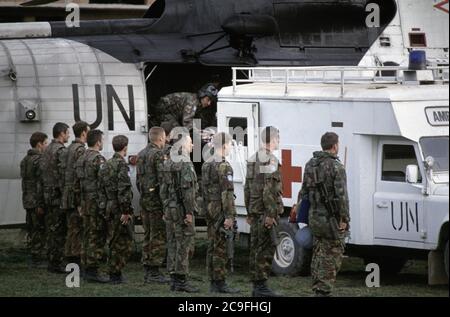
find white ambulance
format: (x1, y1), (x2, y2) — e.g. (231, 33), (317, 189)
(217, 66), (449, 283)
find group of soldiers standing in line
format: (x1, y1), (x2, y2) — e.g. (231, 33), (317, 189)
(21, 118), (350, 296)
(20, 120), (287, 295)
(20, 80), (350, 297)
(21, 123), (134, 284)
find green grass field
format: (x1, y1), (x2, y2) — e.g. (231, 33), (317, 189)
(0, 229), (448, 297)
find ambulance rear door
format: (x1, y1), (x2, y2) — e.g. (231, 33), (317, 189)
(217, 101), (260, 214)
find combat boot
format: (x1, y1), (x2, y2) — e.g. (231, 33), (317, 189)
(210, 280), (241, 294)
(173, 275), (200, 293)
(84, 268), (110, 283)
(144, 266), (170, 284)
(314, 290), (332, 297)
(109, 272), (127, 285)
(252, 280), (282, 297)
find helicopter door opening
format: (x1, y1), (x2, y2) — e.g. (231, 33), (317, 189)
(143, 63), (236, 175)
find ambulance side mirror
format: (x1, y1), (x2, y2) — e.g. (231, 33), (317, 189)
(406, 165), (419, 184)
(424, 156), (435, 170)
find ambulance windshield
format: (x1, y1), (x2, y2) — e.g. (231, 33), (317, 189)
(420, 137), (449, 172)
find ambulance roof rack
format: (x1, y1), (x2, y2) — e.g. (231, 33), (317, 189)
(231, 66), (449, 97)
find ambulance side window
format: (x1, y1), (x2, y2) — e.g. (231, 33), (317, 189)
(381, 144), (422, 183)
(228, 117), (248, 147)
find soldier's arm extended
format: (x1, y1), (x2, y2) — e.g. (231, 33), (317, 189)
(263, 168), (284, 219)
(333, 162), (350, 224)
(117, 161), (133, 215)
(180, 162), (197, 215)
(218, 162), (237, 220)
(182, 94), (197, 130)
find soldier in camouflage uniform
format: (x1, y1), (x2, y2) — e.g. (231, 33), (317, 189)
(160, 131), (200, 293)
(20, 132), (48, 267)
(245, 127), (284, 297)
(100, 135), (134, 284)
(202, 132), (240, 294)
(154, 83), (219, 132)
(61, 121), (89, 266)
(300, 132), (350, 297)
(154, 92), (199, 131)
(136, 127), (170, 284)
(42, 123), (70, 273)
(193, 83), (219, 131)
(75, 130), (109, 283)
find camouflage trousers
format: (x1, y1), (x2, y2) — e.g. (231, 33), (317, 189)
(249, 217), (275, 282)
(108, 214), (133, 274)
(206, 221), (227, 281)
(141, 208), (166, 268)
(82, 211), (107, 270)
(311, 237), (344, 295)
(25, 209), (47, 261)
(64, 209), (83, 258)
(46, 206), (67, 266)
(165, 206), (195, 276)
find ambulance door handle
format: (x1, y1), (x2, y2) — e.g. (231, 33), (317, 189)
(376, 202), (389, 209)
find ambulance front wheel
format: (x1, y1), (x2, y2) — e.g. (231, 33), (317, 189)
(271, 221), (311, 276)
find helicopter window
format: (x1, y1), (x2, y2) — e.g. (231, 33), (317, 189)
(228, 117), (248, 147)
(409, 33), (427, 48)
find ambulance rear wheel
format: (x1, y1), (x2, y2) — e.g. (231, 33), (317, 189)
(271, 221), (311, 276)
(444, 240), (449, 278)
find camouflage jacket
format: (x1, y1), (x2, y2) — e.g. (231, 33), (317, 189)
(41, 140), (66, 207)
(136, 143), (165, 210)
(300, 151), (350, 238)
(244, 149), (284, 219)
(160, 153), (199, 216)
(61, 139), (86, 210)
(74, 149), (107, 212)
(155, 92), (199, 131)
(201, 155), (236, 221)
(20, 149), (44, 210)
(99, 153), (133, 216)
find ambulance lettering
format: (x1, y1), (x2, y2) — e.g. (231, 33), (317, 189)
(390, 201), (420, 233)
(425, 106), (450, 127)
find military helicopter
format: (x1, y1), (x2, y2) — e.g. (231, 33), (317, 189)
(0, 0), (400, 226)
